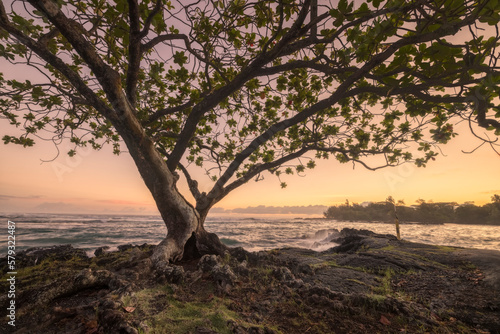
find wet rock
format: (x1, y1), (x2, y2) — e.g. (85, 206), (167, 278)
(247, 326), (277, 334)
(229, 247), (249, 262)
(118, 244), (134, 251)
(271, 266), (304, 287)
(211, 264), (237, 291)
(272, 266), (295, 281)
(296, 263), (314, 275)
(94, 246), (110, 257)
(228, 320), (247, 334)
(287, 278), (305, 289)
(194, 327), (219, 334)
(235, 260), (250, 276)
(155, 261), (185, 284)
(329, 228), (396, 253)
(247, 327), (264, 334)
(100, 298), (121, 310)
(330, 235), (368, 253)
(198, 254), (219, 272)
(98, 309), (123, 326)
(74, 268), (114, 288)
(128, 247), (150, 262)
(97, 308), (137, 334)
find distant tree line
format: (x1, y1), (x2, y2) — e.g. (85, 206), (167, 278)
(324, 195), (500, 225)
(212, 205), (329, 215)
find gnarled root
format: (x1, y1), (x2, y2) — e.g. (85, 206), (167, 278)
(151, 236), (186, 265)
(151, 229), (227, 265)
(194, 229), (227, 257)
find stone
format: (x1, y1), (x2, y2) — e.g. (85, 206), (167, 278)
(194, 327), (219, 334)
(235, 260), (250, 276)
(198, 254), (219, 272)
(155, 261), (185, 284)
(272, 266), (295, 281)
(211, 264), (237, 291)
(74, 268), (114, 288)
(118, 244), (134, 251)
(94, 246), (110, 257)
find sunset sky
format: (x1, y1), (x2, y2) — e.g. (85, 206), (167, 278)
(1, 1), (500, 216)
(1, 118), (499, 215)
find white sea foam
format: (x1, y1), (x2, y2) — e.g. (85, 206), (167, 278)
(1, 213), (499, 255)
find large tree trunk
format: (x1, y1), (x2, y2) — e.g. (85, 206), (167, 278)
(114, 113), (227, 264)
(151, 201), (227, 264)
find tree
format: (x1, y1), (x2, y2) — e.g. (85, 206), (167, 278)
(1, 0), (500, 263)
(492, 194), (500, 204)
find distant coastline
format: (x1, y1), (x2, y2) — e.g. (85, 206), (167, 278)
(211, 204), (329, 215)
(324, 197), (500, 226)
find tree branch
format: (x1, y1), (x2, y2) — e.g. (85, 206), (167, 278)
(310, 0), (318, 39)
(26, 0), (126, 117)
(206, 10), (483, 200)
(126, 0), (141, 107)
(38, 27), (59, 46)
(139, 0), (163, 39)
(141, 33), (207, 64)
(210, 147), (310, 206)
(165, 0), (314, 172)
(0, 1), (112, 118)
(147, 91), (210, 124)
(476, 98), (500, 130)
(310, 145), (400, 171)
(256, 59), (357, 77)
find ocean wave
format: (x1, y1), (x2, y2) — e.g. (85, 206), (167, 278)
(220, 238), (242, 246)
(1, 214), (499, 256)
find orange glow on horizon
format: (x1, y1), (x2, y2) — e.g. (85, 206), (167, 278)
(1, 119), (500, 214)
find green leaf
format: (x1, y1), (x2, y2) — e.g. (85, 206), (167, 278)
(173, 51), (188, 66)
(306, 160), (316, 169)
(338, 0), (348, 14)
(358, 3), (369, 13)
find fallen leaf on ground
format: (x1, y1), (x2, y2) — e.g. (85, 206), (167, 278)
(380, 315), (391, 326)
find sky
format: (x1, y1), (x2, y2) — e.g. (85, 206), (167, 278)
(1, 118), (499, 215)
(1, 2), (499, 215)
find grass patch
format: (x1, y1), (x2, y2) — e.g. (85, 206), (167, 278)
(346, 278), (373, 287)
(248, 266), (274, 283)
(151, 298), (241, 333)
(125, 284), (247, 334)
(387, 249), (450, 269)
(434, 245), (456, 253)
(372, 267), (394, 295)
(311, 260), (369, 273)
(0, 256), (89, 289)
(460, 261), (477, 271)
(377, 245), (396, 252)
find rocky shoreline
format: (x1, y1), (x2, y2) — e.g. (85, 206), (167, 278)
(1, 228), (499, 333)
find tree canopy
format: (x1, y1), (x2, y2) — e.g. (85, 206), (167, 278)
(2, 0), (500, 203)
(1, 0), (500, 261)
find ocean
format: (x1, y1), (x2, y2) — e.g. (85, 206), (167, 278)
(2, 213), (500, 256)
